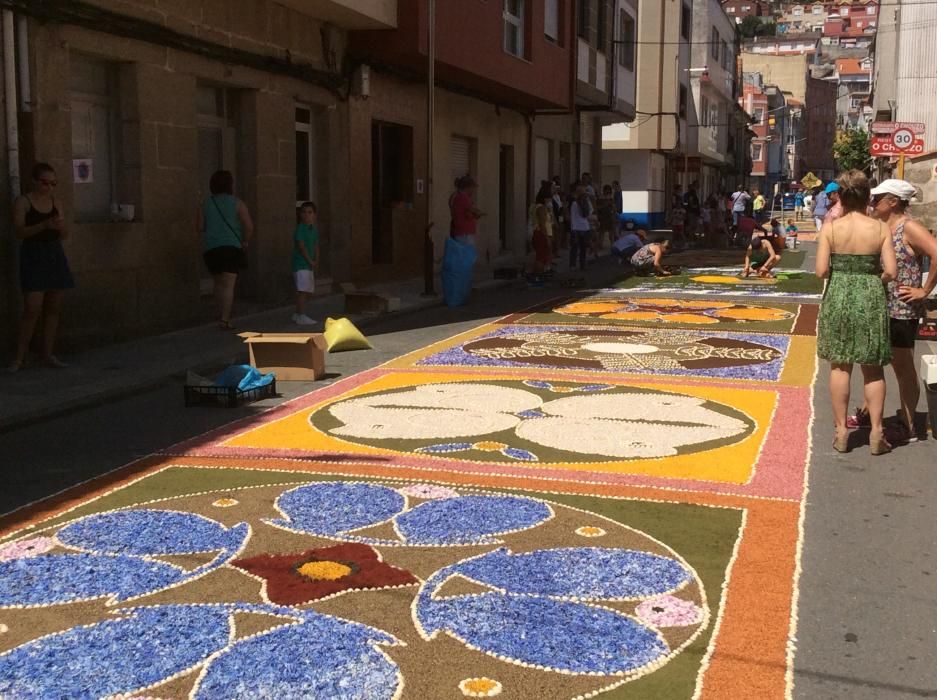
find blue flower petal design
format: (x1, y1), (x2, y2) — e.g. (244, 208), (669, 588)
(523, 380), (553, 390)
(415, 442), (475, 454)
(395, 495), (551, 545)
(194, 609), (402, 699)
(266, 482), (405, 537)
(417, 591), (668, 675)
(516, 408), (546, 419)
(452, 547), (692, 600)
(501, 447), (539, 462)
(0, 553), (193, 607)
(578, 384), (615, 392)
(57, 509), (248, 557)
(0, 605), (234, 698)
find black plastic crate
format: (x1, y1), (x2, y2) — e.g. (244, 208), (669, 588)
(184, 378), (276, 408)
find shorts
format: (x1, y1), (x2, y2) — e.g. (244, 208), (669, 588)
(295, 269), (315, 293)
(203, 246), (244, 275)
(890, 317), (919, 349)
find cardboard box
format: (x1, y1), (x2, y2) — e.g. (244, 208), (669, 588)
(239, 332), (326, 381)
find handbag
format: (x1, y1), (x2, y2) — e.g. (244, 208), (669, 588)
(210, 196), (248, 269)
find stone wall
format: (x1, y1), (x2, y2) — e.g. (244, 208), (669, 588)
(9, 1), (345, 347)
(905, 154), (937, 232)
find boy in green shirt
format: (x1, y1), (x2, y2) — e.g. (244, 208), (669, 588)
(292, 201), (319, 325)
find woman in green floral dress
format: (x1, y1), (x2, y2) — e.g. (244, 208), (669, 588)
(816, 170), (897, 455)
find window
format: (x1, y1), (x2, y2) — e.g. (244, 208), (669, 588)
(867, 6), (876, 14)
(752, 107), (765, 124)
(722, 39), (730, 70)
(545, 0), (559, 41)
(701, 96), (710, 126)
(295, 106), (317, 207)
(598, 0), (608, 50)
(679, 84), (688, 119)
(70, 55), (120, 222)
(578, 0), (591, 40)
(840, 7), (849, 15)
(793, 6), (803, 16)
(618, 10), (635, 71)
(751, 142), (763, 161)
(812, 5), (822, 14)
(711, 27), (720, 59)
(681, 3), (691, 41)
(504, 0), (525, 57)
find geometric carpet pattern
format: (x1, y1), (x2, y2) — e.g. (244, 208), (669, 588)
(0, 293), (819, 699)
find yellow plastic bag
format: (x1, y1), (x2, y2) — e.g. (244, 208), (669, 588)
(323, 317), (373, 352)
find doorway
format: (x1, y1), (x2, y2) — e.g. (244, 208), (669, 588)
(499, 145), (514, 252)
(371, 121), (414, 265)
(197, 85), (240, 296)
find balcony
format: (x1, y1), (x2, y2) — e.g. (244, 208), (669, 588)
(276, 0), (397, 29)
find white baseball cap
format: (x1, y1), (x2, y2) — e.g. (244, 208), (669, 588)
(870, 179), (918, 202)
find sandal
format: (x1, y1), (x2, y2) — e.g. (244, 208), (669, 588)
(870, 431), (892, 456)
(42, 356), (68, 369)
(218, 320), (235, 330)
(833, 430), (849, 453)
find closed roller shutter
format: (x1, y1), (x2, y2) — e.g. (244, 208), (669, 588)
(451, 135), (471, 185)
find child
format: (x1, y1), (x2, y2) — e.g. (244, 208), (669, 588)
(785, 218), (799, 249)
(767, 218), (786, 255)
(292, 201), (319, 325)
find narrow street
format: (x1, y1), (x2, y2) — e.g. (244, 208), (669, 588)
(4, 241), (935, 698)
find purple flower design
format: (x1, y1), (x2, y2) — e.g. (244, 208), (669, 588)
(635, 595), (704, 628)
(398, 484), (460, 500)
(0, 537), (56, 562)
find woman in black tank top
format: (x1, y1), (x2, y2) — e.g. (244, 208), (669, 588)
(9, 163), (74, 372)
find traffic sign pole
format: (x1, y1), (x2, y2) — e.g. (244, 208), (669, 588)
(898, 154), (906, 179)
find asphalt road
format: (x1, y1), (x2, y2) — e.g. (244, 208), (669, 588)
(4, 252), (937, 698)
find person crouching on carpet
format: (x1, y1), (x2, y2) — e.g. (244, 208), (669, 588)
(743, 235), (780, 279)
(630, 240), (672, 276)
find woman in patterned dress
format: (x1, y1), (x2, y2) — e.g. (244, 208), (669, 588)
(816, 170), (896, 455)
(869, 180), (937, 442)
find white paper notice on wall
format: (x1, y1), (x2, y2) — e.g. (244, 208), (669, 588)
(73, 159), (94, 184)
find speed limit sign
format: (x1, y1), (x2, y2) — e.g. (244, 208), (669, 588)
(892, 128), (915, 150)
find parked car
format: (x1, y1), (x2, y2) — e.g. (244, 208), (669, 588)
(773, 192), (796, 211)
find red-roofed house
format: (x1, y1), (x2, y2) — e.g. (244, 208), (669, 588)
(834, 56), (874, 128)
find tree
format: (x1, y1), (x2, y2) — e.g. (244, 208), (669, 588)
(833, 128), (872, 172)
(738, 16), (777, 39)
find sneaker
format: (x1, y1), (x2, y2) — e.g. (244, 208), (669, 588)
(293, 313), (316, 326)
(845, 408), (870, 430)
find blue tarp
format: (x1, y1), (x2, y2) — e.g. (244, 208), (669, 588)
(214, 364), (275, 391)
(442, 237), (477, 307)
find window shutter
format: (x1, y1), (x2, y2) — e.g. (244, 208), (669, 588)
(451, 136), (471, 184)
(545, 0), (559, 40)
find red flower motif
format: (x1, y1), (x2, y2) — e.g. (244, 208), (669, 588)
(232, 542), (418, 605)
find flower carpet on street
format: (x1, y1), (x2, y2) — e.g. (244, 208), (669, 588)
(0, 281), (819, 698)
(615, 267), (824, 299)
(510, 294), (818, 334)
(402, 324), (816, 384)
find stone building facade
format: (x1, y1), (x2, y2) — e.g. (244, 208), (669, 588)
(1, 0), (378, 347)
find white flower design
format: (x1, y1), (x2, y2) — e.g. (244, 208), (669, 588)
(324, 382), (751, 459)
(328, 384), (541, 440)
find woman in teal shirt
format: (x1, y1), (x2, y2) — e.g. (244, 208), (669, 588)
(196, 170), (254, 329)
